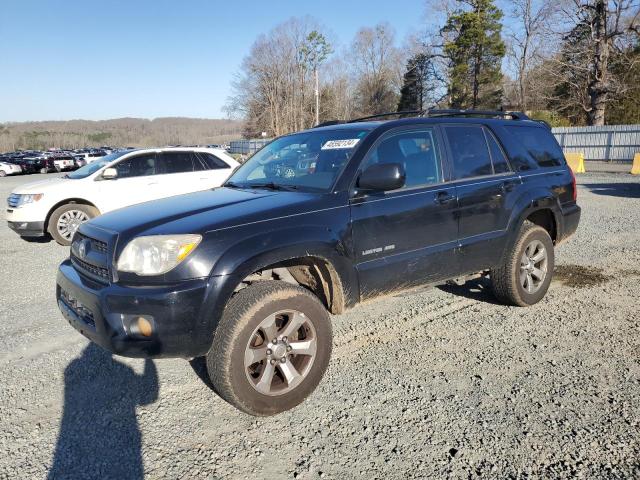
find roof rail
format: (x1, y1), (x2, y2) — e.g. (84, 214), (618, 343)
(426, 109), (529, 120)
(349, 110), (425, 123)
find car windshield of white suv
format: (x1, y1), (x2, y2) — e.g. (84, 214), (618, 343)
(66, 151), (130, 179)
(226, 129), (370, 192)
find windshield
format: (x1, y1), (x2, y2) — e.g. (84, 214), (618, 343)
(67, 151), (130, 179)
(227, 129), (370, 192)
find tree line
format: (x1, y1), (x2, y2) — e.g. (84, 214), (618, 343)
(227, 0), (639, 137)
(0, 118), (243, 152)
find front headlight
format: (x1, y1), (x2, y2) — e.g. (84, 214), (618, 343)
(117, 234), (202, 276)
(15, 193), (44, 207)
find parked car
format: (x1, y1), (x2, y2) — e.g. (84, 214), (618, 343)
(55, 110), (581, 416)
(7, 147), (239, 245)
(25, 157), (58, 174)
(1, 158), (32, 174)
(82, 150), (107, 163)
(0, 161), (22, 176)
(51, 155), (76, 172)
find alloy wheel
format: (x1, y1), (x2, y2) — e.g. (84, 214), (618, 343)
(57, 210), (89, 241)
(519, 240), (548, 294)
(244, 310), (317, 396)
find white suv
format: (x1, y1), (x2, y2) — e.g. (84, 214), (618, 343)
(7, 147), (239, 245)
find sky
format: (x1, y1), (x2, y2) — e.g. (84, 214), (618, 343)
(0, 0), (436, 122)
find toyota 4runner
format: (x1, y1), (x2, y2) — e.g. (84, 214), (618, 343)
(56, 110), (580, 416)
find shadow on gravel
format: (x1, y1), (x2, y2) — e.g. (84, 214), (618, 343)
(48, 344), (158, 480)
(437, 277), (502, 305)
(582, 182), (640, 198)
(189, 356), (215, 390)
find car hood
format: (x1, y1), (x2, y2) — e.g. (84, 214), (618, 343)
(88, 187), (335, 238)
(12, 177), (73, 194)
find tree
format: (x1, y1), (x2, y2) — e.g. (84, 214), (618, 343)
(441, 0), (506, 109)
(300, 31), (333, 126)
(505, 0), (559, 111)
(546, 0), (639, 125)
(350, 23), (403, 116)
(397, 53), (440, 111)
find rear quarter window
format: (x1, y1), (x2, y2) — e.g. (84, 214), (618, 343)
(506, 126), (565, 168)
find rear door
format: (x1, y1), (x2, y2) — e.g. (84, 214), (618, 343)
(443, 124), (521, 272)
(191, 151), (235, 188)
(350, 126), (459, 298)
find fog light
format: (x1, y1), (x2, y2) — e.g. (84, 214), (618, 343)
(136, 316), (154, 337)
(124, 314), (155, 338)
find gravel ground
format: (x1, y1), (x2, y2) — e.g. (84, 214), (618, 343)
(0, 172), (639, 479)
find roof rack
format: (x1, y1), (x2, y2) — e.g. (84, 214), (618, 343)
(312, 108), (529, 129)
(349, 110), (425, 123)
(425, 109), (529, 120)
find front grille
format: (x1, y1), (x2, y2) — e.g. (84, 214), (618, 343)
(71, 255), (110, 281)
(7, 193), (20, 208)
(59, 288), (95, 328)
(74, 232), (108, 253)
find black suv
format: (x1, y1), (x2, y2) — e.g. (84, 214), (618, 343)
(56, 110), (580, 415)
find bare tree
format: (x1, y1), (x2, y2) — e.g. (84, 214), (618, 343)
(350, 23), (403, 116)
(505, 0), (560, 110)
(562, 0), (639, 125)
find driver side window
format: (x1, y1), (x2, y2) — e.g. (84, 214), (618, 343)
(363, 129), (442, 189)
(114, 154), (158, 178)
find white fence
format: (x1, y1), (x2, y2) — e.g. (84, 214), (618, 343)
(552, 124), (640, 162)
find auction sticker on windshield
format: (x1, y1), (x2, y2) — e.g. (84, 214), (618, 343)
(321, 139), (360, 150)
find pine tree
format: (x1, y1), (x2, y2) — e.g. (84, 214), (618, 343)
(441, 0), (506, 109)
(397, 53), (438, 112)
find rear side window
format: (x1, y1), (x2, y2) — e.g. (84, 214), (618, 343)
(161, 151), (195, 174)
(444, 126), (493, 179)
(193, 152), (229, 170)
(506, 126), (564, 167)
(486, 130), (511, 173)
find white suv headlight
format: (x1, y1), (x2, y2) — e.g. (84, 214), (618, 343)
(14, 193), (44, 207)
(117, 234), (202, 276)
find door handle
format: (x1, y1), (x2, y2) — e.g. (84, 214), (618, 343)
(147, 182), (159, 186)
(434, 191), (455, 205)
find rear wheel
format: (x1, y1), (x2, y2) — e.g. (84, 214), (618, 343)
(0, 170), (6, 177)
(491, 221), (555, 306)
(48, 203), (99, 246)
(206, 281), (332, 416)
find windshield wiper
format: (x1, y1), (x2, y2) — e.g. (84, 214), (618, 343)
(224, 181), (244, 189)
(246, 182), (298, 191)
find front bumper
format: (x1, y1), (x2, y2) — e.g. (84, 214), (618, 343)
(56, 259), (220, 358)
(7, 220), (46, 237)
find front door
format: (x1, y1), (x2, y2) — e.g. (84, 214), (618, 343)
(98, 152), (161, 212)
(350, 127), (459, 299)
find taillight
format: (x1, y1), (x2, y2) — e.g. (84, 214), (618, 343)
(569, 167), (577, 201)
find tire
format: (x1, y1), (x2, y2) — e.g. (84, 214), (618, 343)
(48, 203), (99, 246)
(0, 170), (6, 177)
(490, 221), (555, 306)
(40, 168), (48, 174)
(206, 281), (332, 416)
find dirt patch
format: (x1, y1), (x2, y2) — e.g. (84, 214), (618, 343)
(554, 264), (611, 288)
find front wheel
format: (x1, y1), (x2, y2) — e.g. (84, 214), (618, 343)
(206, 281), (332, 416)
(0, 170), (6, 177)
(490, 221), (555, 306)
(48, 203), (99, 246)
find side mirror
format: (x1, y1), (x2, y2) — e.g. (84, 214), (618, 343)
(101, 167), (118, 180)
(357, 163), (405, 192)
